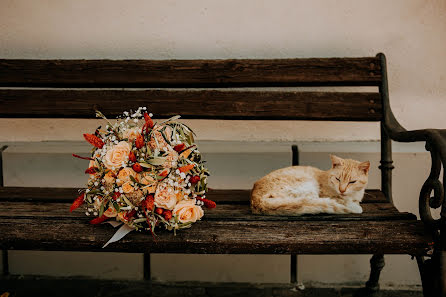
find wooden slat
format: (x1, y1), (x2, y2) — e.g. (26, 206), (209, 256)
(0, 217), (430, 254)
(0, 187), (387, 203)
(204, 203), (416, 221)
(0, 90), (382, 121)
(0, 57), (381, 88)
(0, 201), (415, 222)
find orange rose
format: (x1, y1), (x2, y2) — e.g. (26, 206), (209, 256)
(117, 167), (137, 186)
(121, 181), (135, 194)
(173, 199), (204, 223)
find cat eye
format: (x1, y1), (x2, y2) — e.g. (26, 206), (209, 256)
(349, 181), (357, 184)
(335, 177), (340, 181)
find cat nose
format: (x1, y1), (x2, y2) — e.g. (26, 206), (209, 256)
(339, 187), (346, 194)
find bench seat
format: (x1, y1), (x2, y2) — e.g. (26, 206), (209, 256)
(0, 188), (431, 255)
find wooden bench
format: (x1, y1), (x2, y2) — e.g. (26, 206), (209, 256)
(0, 54), (444, 296)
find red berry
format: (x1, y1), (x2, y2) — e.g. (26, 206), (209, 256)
(83, 133), (104, 149)
(197, 197), (216, 209)
(124, 210), (136, 220)
(128, 151), (137, 163)
(132, 163), (143, 173)
(163, 210), (172, 221)
(173, 143), (186, 152)
(135, 134), (144, 149)
(70, 193), (85, 212)
(155, 208), (164, 215)
(190, 175), (200, 184)
(159, 169), (169, 177)
(112, 192), (121, 200)
(143, 195), (155, 211)
(89, 214), (107, 224)
(84, 167), (97, 174)
(144, 112), (154, 129)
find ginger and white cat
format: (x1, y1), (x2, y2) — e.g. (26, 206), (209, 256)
(250, 155), (370, 215)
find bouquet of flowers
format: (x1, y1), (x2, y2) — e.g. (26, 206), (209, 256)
(70, 107), (214, 244)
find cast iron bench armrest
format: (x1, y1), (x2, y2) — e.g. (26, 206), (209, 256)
(378, 52), (446, 230)
(385, 113), (446, 226)
(385, 124), (446, 229)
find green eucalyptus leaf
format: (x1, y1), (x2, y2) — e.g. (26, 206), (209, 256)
(148, 157), (167, 166)
(129, 175), (138, 183)
(99, 202), (105, 217)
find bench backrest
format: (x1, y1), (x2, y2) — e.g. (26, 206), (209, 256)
(0, 57), (383, 121)
(0, 54), (392, 200)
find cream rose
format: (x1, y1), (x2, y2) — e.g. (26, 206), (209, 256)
(122, 128), (139, 142)
(117, 167), (137, 186)
(173, 199), (204, 223)
(103, 141), (131, 170)
(154, 182), (177, 210)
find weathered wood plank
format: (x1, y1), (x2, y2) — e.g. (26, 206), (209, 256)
(0, 187), (387, 203)
(0, 217), (430, 254)
(0, 90), (382, 121)
(0, 201), (416, 221)
(0, 57), (381, 87)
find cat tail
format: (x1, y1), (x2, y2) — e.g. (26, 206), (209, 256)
(251, 195), (361, 216)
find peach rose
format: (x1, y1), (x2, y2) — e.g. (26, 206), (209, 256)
(121, 181), (135, 194)
(117, 167), (137, 186)
(148, 126), (172, 151)
(103, 141), (131, 170)
(154, 182), (177, 210)
(123, 128), (139, 142)
(163, 149), (179, 169)
(138, 172), (156, 186)
(173, 199), (204, 223)
(104, 171), (115, 183)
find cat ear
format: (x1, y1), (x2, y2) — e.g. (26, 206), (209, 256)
(330, 155), (344, 168)
(359, 161), (370, 174)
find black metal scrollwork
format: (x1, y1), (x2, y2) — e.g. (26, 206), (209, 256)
(419, 142), (445, 230)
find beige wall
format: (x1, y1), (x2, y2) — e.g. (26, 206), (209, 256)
(1, 0), (446, 290)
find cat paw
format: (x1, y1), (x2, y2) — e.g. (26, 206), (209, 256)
(349, 204), (363, 214)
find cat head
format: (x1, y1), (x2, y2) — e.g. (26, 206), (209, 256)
(328, 155), (370, 196)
